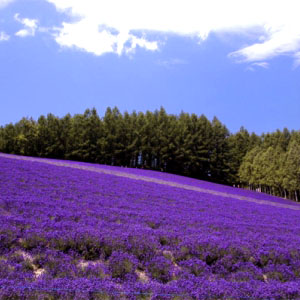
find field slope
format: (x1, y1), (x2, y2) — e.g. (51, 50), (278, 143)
(0, 153), (300, 299)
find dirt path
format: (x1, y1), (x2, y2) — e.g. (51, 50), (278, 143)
(1, 153), (300, 211)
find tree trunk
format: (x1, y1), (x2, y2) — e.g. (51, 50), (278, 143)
(295, 191), (298, 202)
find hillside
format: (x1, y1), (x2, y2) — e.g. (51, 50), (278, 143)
(0, 153), (300, 299)
(1, 108), (299, 202)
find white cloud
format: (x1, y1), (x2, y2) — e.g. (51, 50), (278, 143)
(0, 31), (9, 41)
(53, 19), (158, 56)
(0, 0), (15, 9)
(47, 0), (300, 63)
(14, 13), (38, 37)
(229, 24), (300, 62)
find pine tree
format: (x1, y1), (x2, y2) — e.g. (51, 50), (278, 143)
(227, 126), (250, 185)
(209, 117), (230, 184)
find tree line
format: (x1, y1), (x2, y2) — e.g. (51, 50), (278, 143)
(0, 107), (299, 201)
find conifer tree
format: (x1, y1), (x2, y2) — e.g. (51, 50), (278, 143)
(227, 127), (250, 185)
(209, 117), (230, 183)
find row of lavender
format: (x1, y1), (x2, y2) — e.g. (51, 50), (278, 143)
(1, 156), (300, 299)
(72, 160), (299, 205)
(15, 153), (295, 206)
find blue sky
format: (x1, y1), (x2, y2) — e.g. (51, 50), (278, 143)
(0, 0), (299, 134)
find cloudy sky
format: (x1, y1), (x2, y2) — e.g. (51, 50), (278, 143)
(0, 0), (299, 133)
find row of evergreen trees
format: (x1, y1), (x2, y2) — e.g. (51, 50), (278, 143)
(0, 107), (299, 201)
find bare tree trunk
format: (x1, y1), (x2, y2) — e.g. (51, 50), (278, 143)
(295, 191), (298, 202)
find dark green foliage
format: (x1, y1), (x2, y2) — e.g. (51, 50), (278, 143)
(108, 251), (138, 280)
(239, 130), (300, 201)
(227, 127), (251, 184)
(209, 117), (230, 184)
(0, 107), (299, 200)
(146, 256), (173, 283)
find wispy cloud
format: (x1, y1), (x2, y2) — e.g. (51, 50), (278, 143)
(14, 13), (38, 37)
(252, 62), (269, 69)
(229, 24), (300, 63)
(0, 31), (9, 41)
(47, 0), (300, 64)
(157, 58), (187, 69)
(0, 0), (15, 9)
(293, 52), (300, 68)
(246, 62), (269, 72)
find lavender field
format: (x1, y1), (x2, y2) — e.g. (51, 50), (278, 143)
(1, 154), (300, 299)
